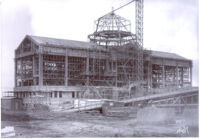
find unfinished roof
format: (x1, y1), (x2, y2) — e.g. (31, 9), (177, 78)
(26, 35), (98, 50)
(151, 50), (190, 61)
(25, 35), (190, 61)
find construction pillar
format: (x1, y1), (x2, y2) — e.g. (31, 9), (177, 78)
(39, 53), (43, 86)
(65, 51), (68, 86)
(150, 61), (152, 90)
(32, 55), (37, 85)
(191, 96), (194, 104)
(176, 64), (179, 87)
(115, 62), (118, 87)
(86, 57), (89, 86)
(162, 65), (165, 88)
(106, 59), (109, 72)
(14, 58), (17, 87)
(92, 59), (95, 73)
(190, 62), (192, 86)
(32, 55), (35, 76)
(148, 61), (152, 91)
(181, 67), (184, 87)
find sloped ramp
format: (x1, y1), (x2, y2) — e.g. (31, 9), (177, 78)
(54, 99), (104, 113)
(121, 87), (198, 104)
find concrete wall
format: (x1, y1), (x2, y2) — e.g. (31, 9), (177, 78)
(22, 91), (74, 105)
(1, 98), (23, 111)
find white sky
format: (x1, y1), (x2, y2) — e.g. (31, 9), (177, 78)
(0, 0), (199, 91)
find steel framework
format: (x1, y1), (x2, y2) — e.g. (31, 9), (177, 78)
(87, 0), (144, 90)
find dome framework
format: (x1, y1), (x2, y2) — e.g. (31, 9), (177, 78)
(87, 0), (144, 87)
(88, 12), (136, 47)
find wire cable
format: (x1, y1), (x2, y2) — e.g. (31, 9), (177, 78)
(98, 0), (135, 20)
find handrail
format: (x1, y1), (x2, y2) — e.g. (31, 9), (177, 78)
(117, 86), (198, 101)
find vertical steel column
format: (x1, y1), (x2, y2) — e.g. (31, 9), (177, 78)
(39, 53), (43, 86)
(32, 55), (37, 85)
(190, 62), (193, 86)
(162, 65), (165, 88)
(115, 61), (118, 87)
(148, 60), (152, 91)
(32, 55), (35, 76)
(86, 56), (90, 86)
(181, 67), (184, 87)
(65, 50), (68, 86)
(176, 64), (179, 87)
(191, 95), (194, 104)
(14, 58), (17, 87)
(106, 59), (109, 72)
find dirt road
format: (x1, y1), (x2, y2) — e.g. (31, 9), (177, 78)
(1, 108), (198, 138)
(1, 109), (198, 137)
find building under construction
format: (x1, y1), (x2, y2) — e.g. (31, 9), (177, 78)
(13, 0), (193, 110)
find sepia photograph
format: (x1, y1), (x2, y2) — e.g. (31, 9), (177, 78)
(0, 0), (199, 137)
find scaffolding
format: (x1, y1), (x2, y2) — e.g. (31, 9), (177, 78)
(43, 55), (65, 86)
(152, 64), (191, 89)
(87, 5), (143, 86)
(82, 2), (144, 101)
(16, 55), (33, 86)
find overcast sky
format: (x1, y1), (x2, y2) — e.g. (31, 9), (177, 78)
(0, 0), (199, 91)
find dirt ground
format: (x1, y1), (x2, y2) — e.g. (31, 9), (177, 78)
(1, 107), (199, 137)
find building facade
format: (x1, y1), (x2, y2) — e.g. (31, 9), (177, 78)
(14, 35), (192, 100)
(13, 12), (192, 106)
